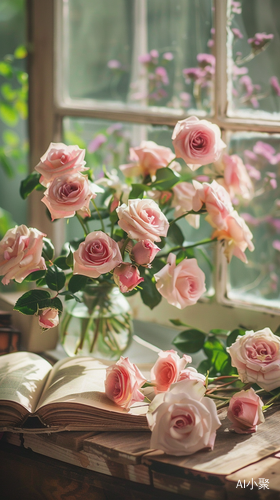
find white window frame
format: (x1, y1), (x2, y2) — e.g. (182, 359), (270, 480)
(27, 0), (280, 332)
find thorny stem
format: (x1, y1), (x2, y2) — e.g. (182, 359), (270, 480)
(266, 392), (280, 406)
(206, 379), (241, 395)
(169, 209), (207, 226)
(158, 237), (216, 258)
(76, 213), (89, 237)
(121, 237), (130, 259)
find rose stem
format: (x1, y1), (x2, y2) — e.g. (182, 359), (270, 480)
(91, 199), (105, 232)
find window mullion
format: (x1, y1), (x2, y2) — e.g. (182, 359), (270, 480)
(214, 0), (229, 121)
(27, 0), (65, 253)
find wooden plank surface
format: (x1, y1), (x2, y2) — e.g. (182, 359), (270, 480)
(83, 431), (153, 464)
(20, 433), (151, 485)
(142, 407), (280, 476)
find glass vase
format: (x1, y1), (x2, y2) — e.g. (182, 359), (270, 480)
(60, 283), (133, 359)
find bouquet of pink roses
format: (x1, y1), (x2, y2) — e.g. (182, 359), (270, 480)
(105, 323), (280, 456)
(0, 115), (254, 333)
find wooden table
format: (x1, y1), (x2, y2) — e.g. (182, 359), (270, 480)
(1, 407), (280, 500)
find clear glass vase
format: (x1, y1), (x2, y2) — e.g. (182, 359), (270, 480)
(60, 283), (133, 359)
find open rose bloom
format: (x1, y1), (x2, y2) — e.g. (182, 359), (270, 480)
(105, 357), (146, 408)
(147, 379), (221, 456)
(35, 143), (87, 186)
(151, 350), (192, 392)
(154, 253), (206, 309)
(0, 225), (46, 285)
(227, 328), (280, 392)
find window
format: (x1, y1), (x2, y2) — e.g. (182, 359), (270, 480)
(26, 0), (280, 331)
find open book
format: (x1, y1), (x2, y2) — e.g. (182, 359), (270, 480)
(0, 351), (151, 433)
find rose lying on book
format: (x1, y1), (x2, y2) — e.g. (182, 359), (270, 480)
(0, 351), (150, 432)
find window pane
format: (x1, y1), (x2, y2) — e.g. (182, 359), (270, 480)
(62, 116), (213, 291)
(227, 0), (280, 118)
(0, 0), (28, 235)
(227, 132), (280, 307)
(61, 0), (214, 114)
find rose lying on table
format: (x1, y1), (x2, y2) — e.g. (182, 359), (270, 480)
(104, 327), (280, 456)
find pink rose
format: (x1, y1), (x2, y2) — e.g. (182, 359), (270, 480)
(113, 263), (144, 293)
(178, 367), (206, 384)
(172, 116), (226, 170)
(227, 388), (264, 434)
(151, 350), (192, 392)
(119, 141), (176, 178)
(38, 308), (59, 330)
(73, 231), (122, 278)
(35, 143), (87, 187)
(171, 182), (199, 229)
(0, 225), (46, 285)
(41, 173), (97, 221)
(117, 199), (169, 242)
(105, 357), (146, 408)
(154, 253), (206, 309)
(212, 210), (254, 263)
(227, 328), (280, 392)
(130, 239), (160, 265)
(192, 180), (234, 229)
(217, 154), (253, 200)
(147, 379), (221, 456)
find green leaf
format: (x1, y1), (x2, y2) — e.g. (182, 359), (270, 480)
(1, 83), (16, 101)
(0, 102), (18, 126)
(36, 277), (47, 287)
(169, 319), (193, 328)
(14, 45), (28, 59)
(68, 274), (88, 293)
(204, 337), (225, 358)
(0, 151), (13, 177)
(66, 250), (74, 268)
(3, 130), (19, 147)
(0, 61), (13, 78)
(209, 329), (230, 336)
(176, 248), (195, 263)
(129, 184), (147, 199)
(150, 167), (180, 191)
(172, 329), (206, 353)
(109, 209), (119, 225)
(87, 209), (110, 221)
(227, 328), (246, 347)
(140, 274), (162, 309)
(197, 358), (212, 375)
(42, 238), (55, 262)
(45, 265), (66, 292)
(150, 258), (166, 274)
(226, 328), (246, 347)
(53, 256), (71, 270)
(59, 291), (82, 303)
(167, 222), (184, 246)
(20, 171), (41, 199)
(50, 297), (63, 313)
(14, 290), (51, 315)
(23, 270), (46, 282)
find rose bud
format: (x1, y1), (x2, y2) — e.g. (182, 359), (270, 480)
(227, 388), (265, 434)
(130, 239), (160, 265)
(113, 263), (144, 293)
(38, 308), (59, 330)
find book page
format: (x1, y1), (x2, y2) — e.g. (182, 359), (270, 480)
(0, 351), (52, 413)
(36, 356), (152, 416)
